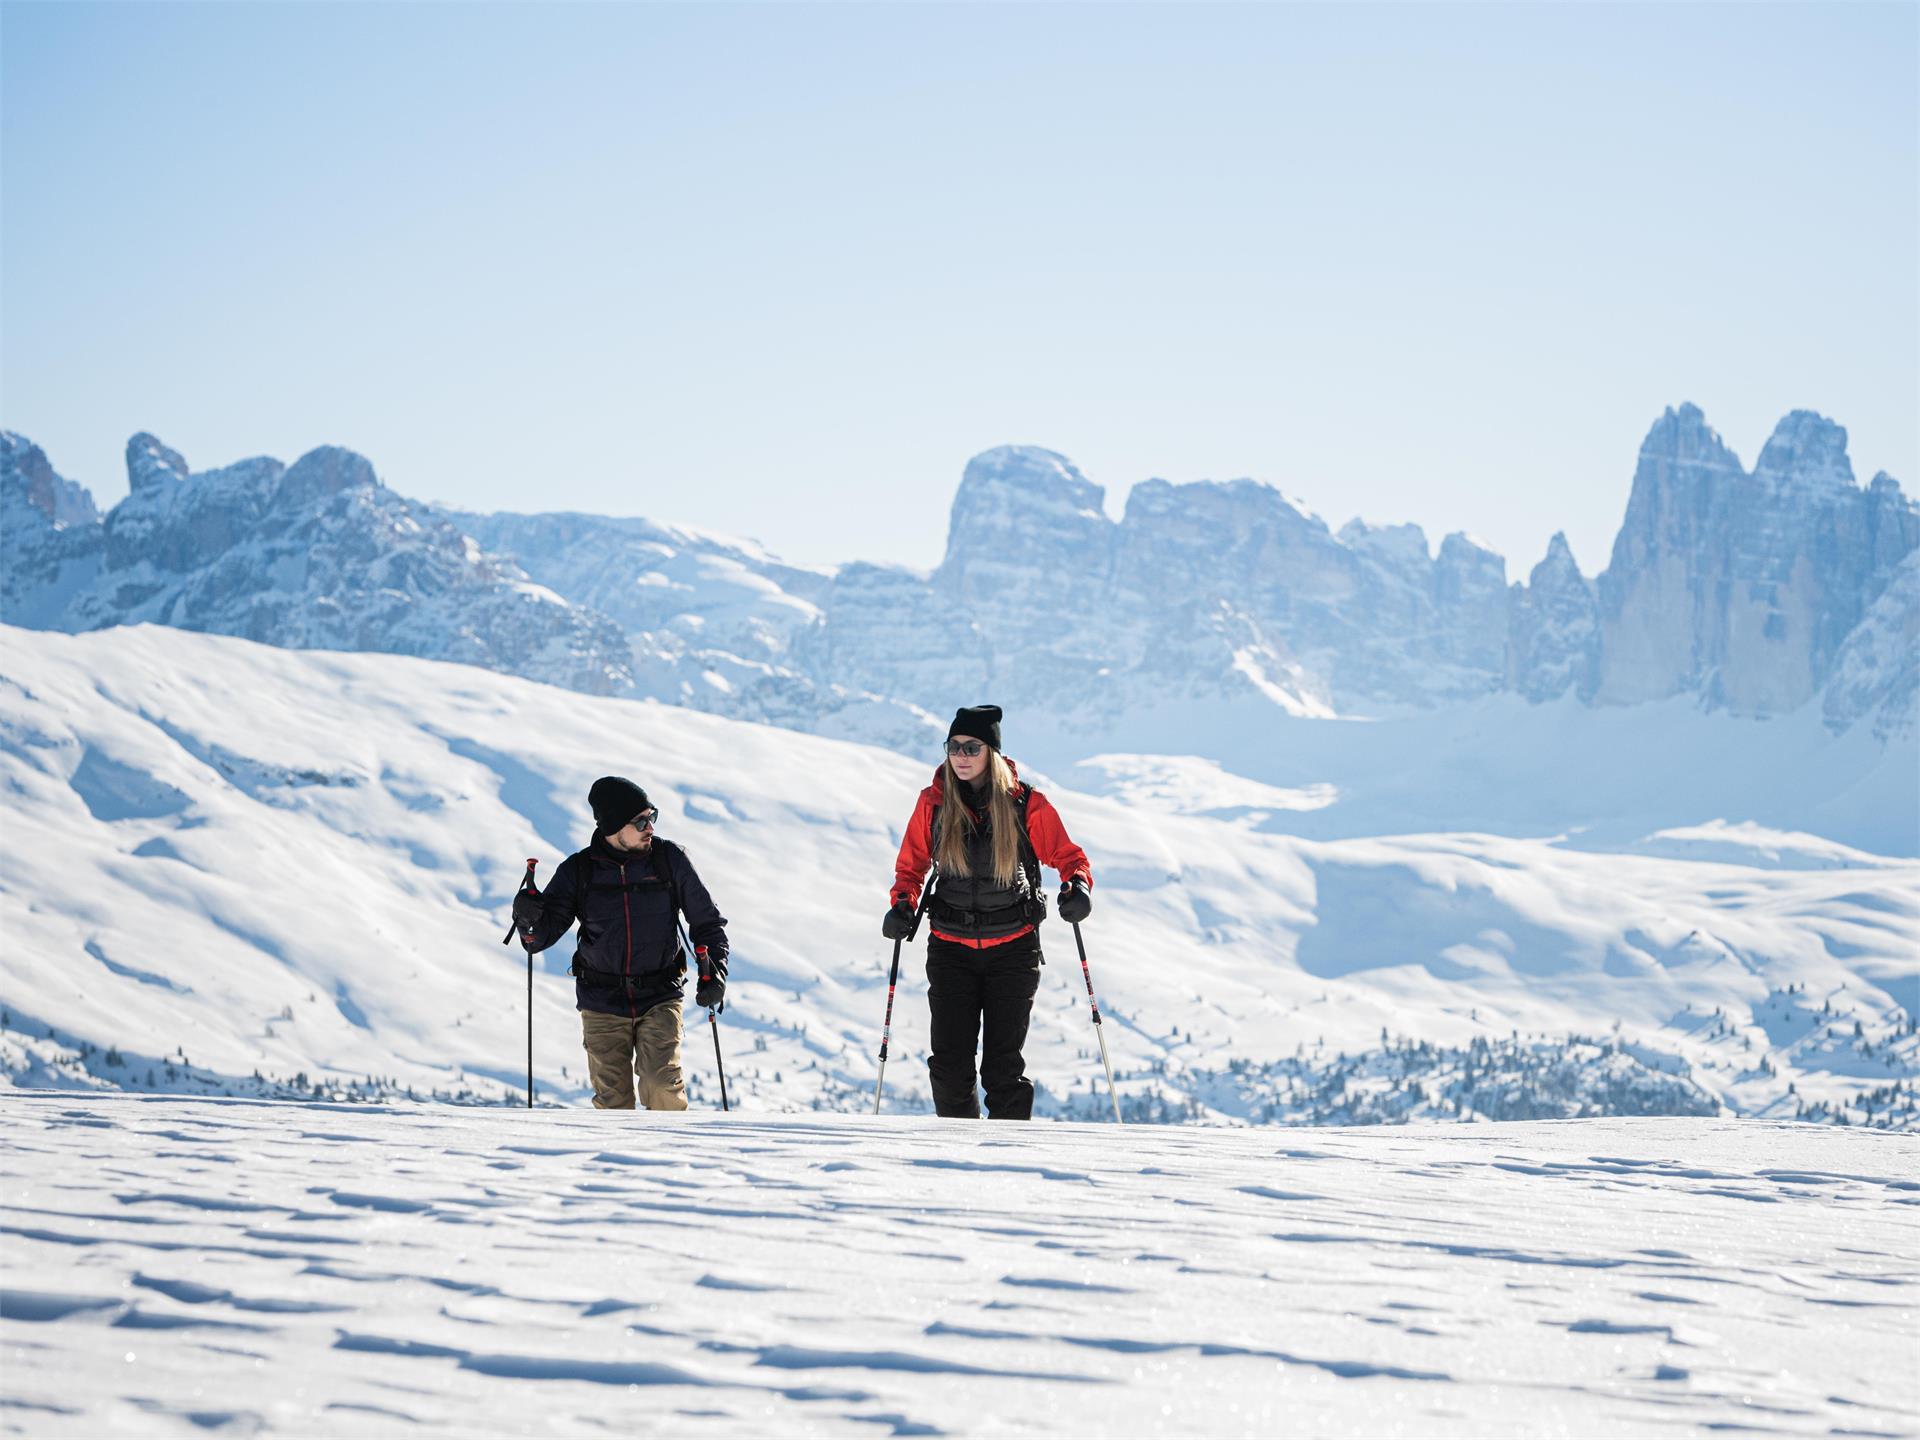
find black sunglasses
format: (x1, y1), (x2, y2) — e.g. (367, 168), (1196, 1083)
(944, 740), (986, 758)
(628, 809), (659, 829)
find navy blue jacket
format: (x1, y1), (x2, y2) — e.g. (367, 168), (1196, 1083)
(525, 835), (729, 1019)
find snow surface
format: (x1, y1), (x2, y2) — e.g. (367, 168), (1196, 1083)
(3, 1097), (1915, 1437)
(2, 624), (1915, 1130)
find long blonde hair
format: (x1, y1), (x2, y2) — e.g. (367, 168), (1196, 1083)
(935, 749), (1021, 886)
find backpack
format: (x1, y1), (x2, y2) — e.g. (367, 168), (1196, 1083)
(565, 841), (687, 981)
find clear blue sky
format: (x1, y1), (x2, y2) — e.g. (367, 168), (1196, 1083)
(4, 1), (1914, 577)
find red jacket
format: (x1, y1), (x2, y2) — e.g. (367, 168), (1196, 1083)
(890, 761), (1092, 949)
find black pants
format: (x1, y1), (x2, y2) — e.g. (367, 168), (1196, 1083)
(926, 931), (1042, 1120)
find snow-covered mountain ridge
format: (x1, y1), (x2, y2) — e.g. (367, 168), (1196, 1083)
(1, 431), (631, 697)
(5, 405), (1913, 765)
(450, 407), (1918, 746)
(5, 1097), (1914, 1436)
(3, 624), (1913, 1127)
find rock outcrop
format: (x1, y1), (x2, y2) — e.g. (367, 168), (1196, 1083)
(1594, 406), (1917, 715)
(2, 433), (633, 695)
(1, 432), (105, 629)
(1506, 533), (1599, 702)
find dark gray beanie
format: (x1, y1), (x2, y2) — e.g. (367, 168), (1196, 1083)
(948, 704), (1003, 751)
(588, 776), (650, 834)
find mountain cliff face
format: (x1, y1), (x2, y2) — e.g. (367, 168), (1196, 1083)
(4, 405), (1913, 751)
(2, 431), (634, 695)
(448, 509), (943, 752)
(1594, 406), (1917, 715)
(1, 433), (106, 630)
(1822, 550), (1920, 741)
(910, 446), (1518, 721)
(1506, 533), (1600, 702)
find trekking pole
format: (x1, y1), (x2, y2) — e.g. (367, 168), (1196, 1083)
(697, 945), (730, 1113)
(501, 858), (539, 1109)
(874, 866), (937, 1115)
(679, 920), (730, 1112)
(1071, 920), (1123, 1124)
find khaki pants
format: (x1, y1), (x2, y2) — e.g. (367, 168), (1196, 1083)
(581, 1003), (688, 1111)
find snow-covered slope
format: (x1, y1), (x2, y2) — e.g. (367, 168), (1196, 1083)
(448, 507), (942, 753)
(4, 1097), (1915, 1437)
(1050, 688), (1917, 856)
(3, 624), (1914, 1127)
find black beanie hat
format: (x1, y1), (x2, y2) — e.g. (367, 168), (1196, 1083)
(948, 704), (1003, 751)
(588, 776), (651, 834)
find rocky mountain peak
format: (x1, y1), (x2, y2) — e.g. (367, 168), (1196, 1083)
(1602, 405), (1746, 581)
(1753, 410), (1854, 498)
(1598, 403), (1916, 714)
(1437, 531), (1501, 565)
(1338, 518), (1432, 571)
(937, 446), (1115, 610)
(1538, 531), (1580, 578)
(945, 446), (1108, 544)
(1432, 532), (1508, 676)
(277, 445), (378, 506)
(125, 433), (190, 496)
(2, 431), (97, 529)
(1124, 476), (1324, 536)
(1638, 402), (1733, 462)
(959, 444), (1101, 501)
(1507, 530), (1599, 703)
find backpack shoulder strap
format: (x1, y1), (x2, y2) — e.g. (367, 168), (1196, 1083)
(648, 840), (685, 915)
(568, 846), (597, 890)
(1013, 784), (1042, 884)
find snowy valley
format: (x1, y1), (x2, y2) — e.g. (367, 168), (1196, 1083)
(1, 625), (1913, 1130)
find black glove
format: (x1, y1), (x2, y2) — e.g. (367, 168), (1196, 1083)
(1058, 878), (1092, 924)
(512, 889), (544, 936)
(881, 900), (916, 940)
(695, 948), (727, 1011)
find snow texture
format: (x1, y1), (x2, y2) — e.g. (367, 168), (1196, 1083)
(3, 1097), (1915, 1437)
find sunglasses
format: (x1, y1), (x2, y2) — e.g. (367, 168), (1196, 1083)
(628, 809), (659, 830)
(944, 740), (986, 758)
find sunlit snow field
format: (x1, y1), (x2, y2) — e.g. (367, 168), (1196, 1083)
(2, 625), (1918, 1436)
(3, 1097), (1916, 1437)
(3, 625), (1915, 1126)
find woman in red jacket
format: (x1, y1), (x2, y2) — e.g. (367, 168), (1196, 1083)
(884, 704), (1093, 1120)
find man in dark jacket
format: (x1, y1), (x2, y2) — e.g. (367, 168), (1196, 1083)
(514, 776), (729, 1110)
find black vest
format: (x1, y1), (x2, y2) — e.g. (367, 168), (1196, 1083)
(926, 786), (1047, 940)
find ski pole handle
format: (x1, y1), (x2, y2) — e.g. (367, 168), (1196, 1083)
(907, 862), (937, 942)
(502, 858), (538, 945)
(695, 944), (725, 1015)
